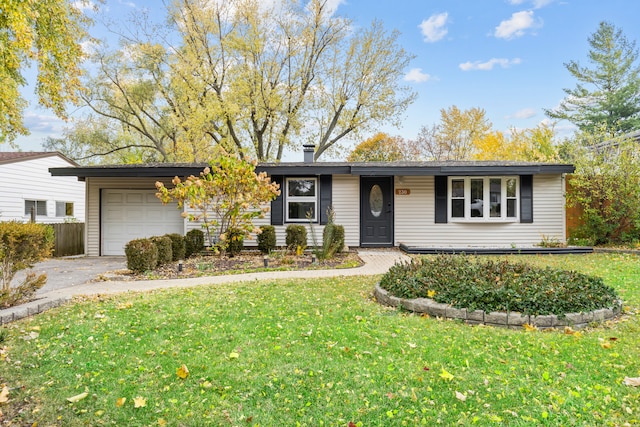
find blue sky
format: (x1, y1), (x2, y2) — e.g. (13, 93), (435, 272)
(9, 0), (640, 157)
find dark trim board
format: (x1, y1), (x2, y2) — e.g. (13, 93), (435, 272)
(399, 243), (594, 255)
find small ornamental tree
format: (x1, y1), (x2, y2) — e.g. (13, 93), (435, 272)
(156, 155), (280, 254)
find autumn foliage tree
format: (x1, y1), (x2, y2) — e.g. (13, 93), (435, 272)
(347, 133), (408, 162)
(0, 0), (91, 145)
(473, 124), (558, 161)
(415, 106), (492, 160)
(58, 0), (415, 163)
(155, 155), (280, 254)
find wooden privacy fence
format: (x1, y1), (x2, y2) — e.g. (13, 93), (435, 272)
(46, 223), (85, 257)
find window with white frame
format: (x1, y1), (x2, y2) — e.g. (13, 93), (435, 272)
(449, 177), (519, 221)
(56, 201), (74, 217)
(24, 200), (47, 216)
(286, 178), (317, 221)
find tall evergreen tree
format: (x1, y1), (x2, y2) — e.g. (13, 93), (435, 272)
(546, 21), (640, 137)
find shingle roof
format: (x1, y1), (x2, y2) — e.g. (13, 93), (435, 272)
(0, 151), (78, 166)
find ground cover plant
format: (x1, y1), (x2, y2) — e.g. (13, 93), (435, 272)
(379, 254), (621, 315)
(0, 253), (638, 425)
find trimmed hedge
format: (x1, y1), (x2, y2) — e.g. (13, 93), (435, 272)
(150, 236), (173, 266)
(285, 225), (307, 252)
(184, 229), (205, 258)
(165, 233), (186, 261)
(379, 255), (620, 316)
(125, 238), (158, 273)
(257, 225), (276, 254)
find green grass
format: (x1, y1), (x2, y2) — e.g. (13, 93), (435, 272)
(0, 253), (638, 426)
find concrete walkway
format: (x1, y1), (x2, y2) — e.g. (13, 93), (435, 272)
(0, 250), (410, 324)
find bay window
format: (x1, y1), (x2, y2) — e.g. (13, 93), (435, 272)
(449, 177), (519, 221)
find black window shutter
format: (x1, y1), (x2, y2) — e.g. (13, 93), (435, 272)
(520, 175), (533, 223)
(434, 175), (448, 224)
(271, 175), (284, 225)
(319, 175), (332, 224)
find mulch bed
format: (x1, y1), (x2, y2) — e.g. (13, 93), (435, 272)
(100, 250), (363, 281)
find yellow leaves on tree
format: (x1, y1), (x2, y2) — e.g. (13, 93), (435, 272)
(0, 0), (90, 144)
(347, 133), (407, 162)
(472, 124), (558, 162)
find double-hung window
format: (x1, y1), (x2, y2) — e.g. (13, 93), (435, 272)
(286, 178), (317, 222)
(449, 177), (519, 221)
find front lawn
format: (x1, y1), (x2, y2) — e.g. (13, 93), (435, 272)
(0, 253), (638, 426)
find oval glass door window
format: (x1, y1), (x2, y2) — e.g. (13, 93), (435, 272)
(369, 184), (383, 217)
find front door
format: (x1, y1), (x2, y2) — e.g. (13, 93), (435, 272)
(360, 176), (393, 246)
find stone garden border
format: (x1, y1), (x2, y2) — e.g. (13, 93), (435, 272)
(374, 284), (623, 330)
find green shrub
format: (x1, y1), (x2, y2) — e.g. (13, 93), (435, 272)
(184, 229), (205, 258)
(257, 225), (276, 254)
(379, 254), (621, 316)
(0, 221), (53, 307)
(125, 238), (158, 273)
(225, 228), (245, 257)
(165, 233), (186, 261)
(150, 236), (173, 266)
(285, 225), (307, 253)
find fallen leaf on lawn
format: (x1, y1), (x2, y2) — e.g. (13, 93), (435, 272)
(0, 385), (9, 404)
(623, 377), (640, 387)
(455, 391), (467, 401)
(133, 396), (147, 408)
(229, 352), (240, 359)
(158, 418), (168, 426)
(427, 290), (436, 298)
(176, 364), (189, 379)
(116, 397), (126, 407)
(439, 368), (454, 381)
(598, 338), (612, 349)
(66, 392), (89, 403)
(523, 323), (538, 332)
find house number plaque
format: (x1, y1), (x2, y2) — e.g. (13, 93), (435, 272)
(395, 189), (410, 195)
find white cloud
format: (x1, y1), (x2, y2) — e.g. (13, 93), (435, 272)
(507, 108), (537, 119)
(404, 68), (432, 83)
(419, 12), (449, 43)
(23, 111), (65, 134)
(459, 57), (522, 71)
(507, 0), (554, 8)
(495, 11), (540, 39)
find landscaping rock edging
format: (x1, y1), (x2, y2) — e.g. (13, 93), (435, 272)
(374, 284), (623, 330)
(0, 297), (71, 325)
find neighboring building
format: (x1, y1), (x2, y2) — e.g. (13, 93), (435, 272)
(0, 152), (85, 224)
(51, 152), (574, 256)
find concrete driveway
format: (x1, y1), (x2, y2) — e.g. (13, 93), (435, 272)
(19, 256), (128, 296)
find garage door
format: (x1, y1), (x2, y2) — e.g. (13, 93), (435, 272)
(102, 189), (184, 255)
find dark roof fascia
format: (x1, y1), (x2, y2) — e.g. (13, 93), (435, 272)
(49, 163), (209, 179)
(50, 161), (575, 179)
(255, 164), (351, 175)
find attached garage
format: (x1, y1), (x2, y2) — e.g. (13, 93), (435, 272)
(101, 189), (184, 255)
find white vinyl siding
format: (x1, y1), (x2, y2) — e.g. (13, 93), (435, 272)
(0, 155), (85, 224)
(395, 174), (566, 247)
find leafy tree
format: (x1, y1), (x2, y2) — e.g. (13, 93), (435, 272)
(473, 124), (558, 161)
(566, 131), (640, 244)
(155, 155), (280, 254)
(0, 0), (91, 145)
(415, 106), (492, 160)
(347, 133), (407, 162)
(545, 21), (640, 137)
(73, 0), (415, 162)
